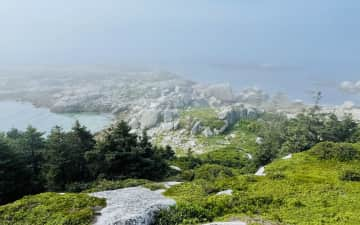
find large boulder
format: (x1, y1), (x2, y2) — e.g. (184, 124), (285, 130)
(202, 127), (214, 137)
(218, 106), (259, 130)
(90, 187), (176, 225)
(140, 110), (161, 129)
(191, 121), (202, 135)
(163, 109), (178, 122)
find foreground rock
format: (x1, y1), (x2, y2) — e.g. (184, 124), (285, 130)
(90, 187), (176, 225)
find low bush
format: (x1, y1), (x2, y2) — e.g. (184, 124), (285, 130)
(340, 170), (360, 182)
(194, 164), (235, 181)
(201, 149), (249, 168)
(0, 192), (105, 225)
(311, 142), (359, 162)
(154, 202), (214, 225)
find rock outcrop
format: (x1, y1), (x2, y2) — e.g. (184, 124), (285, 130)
(140, 110), (161, 129)
(216, 105), (260, 134)
(90, 187), (176, 225)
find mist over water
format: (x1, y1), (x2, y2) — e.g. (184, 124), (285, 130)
(0, 101), (112, 133)
(158, 63), (359, 105)
(0, 0), (359, 105)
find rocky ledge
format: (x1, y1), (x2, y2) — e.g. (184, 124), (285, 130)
(90, 187), (176, 225)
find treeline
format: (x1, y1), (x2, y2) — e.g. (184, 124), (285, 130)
(0, 121), (174, 205)
(253, 110), (360, 166)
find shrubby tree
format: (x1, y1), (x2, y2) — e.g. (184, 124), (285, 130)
(86, 121), (170, 180)
(44, 122), (95, 191)
(0, 138), (32, 204)
(5, 126), (45, 193)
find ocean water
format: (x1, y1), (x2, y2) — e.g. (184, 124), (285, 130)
(0, 101), (113, 134)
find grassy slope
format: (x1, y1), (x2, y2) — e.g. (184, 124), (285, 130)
(179, 108), (225, 130)
(0, 193), (106, 225)
(183, 108), (258, 153)
(165, 150), (360, 225)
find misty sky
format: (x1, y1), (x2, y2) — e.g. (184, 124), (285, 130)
(1, 0), (360, 103)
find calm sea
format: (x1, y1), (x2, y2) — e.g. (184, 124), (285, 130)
(0, 101), (112, 134)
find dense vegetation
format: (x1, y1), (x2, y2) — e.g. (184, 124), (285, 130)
(0, 193), (105, 225)
(2, 102), (360, 225)
(0, 121), (174, 205)
(153, 106), (360, 225)
(155, 143), (360, 225)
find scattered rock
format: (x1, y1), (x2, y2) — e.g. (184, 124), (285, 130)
(162, 181), (183, 189)
(90, 187), (176, 225)
(282, 154), (292, 160)
(129, 118), (140, 129)
(246, 153), (253, 160)
(216, 189), (233, 196)
(202, 127), (214, 137)
(163, 110), (178, 122)
(169, 165), (182, 171)
(256, 137), (263, 145)
(255, 166), (266, 176)
(191, 121), (202, 135)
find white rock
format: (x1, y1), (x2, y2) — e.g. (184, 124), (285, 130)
(191, 121), (202, 135)
(255, 137), (263, 145)
(163, 181), (183, 189)
(140, 110), (161, 129)
(282, 154), (293, 160)
(169, 165), (182, 171)
(255, 166), (266, 176)
(160, 122), (175, 131)
(90, 187), (176, 225)
(246, 153), (253, 160)
(163, 110), (178, 122)
(216, 189), (233, 196)
(202, 127), (214, 137)
(129, 118), (140, 129)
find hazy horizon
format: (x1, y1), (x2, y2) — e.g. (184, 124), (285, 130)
(1, 1), (360, 104)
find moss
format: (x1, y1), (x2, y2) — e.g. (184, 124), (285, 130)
(84, 178), (165, 193)
(0, 192), (105, 225)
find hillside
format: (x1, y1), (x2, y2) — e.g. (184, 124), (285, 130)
(159, 143), (360, 225)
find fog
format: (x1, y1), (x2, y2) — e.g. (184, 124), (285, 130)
(1, 0), (360, 103)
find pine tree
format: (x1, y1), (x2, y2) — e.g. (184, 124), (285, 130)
(0, 138), (31, 204)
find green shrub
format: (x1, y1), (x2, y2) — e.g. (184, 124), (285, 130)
(0, 192), (105, 225)
(268, 171), (286, 180)
(194, 164), (235, 181)
(202, 149), (249, 168)
(179, 170), (195, 181)
(311, 142), (358, 162)
(340, 170), (360, 182)
(154, 202), (214, 225)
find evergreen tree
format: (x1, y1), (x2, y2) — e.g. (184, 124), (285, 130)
(67, 121), (95, 181)
(86, 121), (169, 180)
(20, 126), (45, 192)
(44, 126), (70, 191)
(0, 138), (31, 204)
